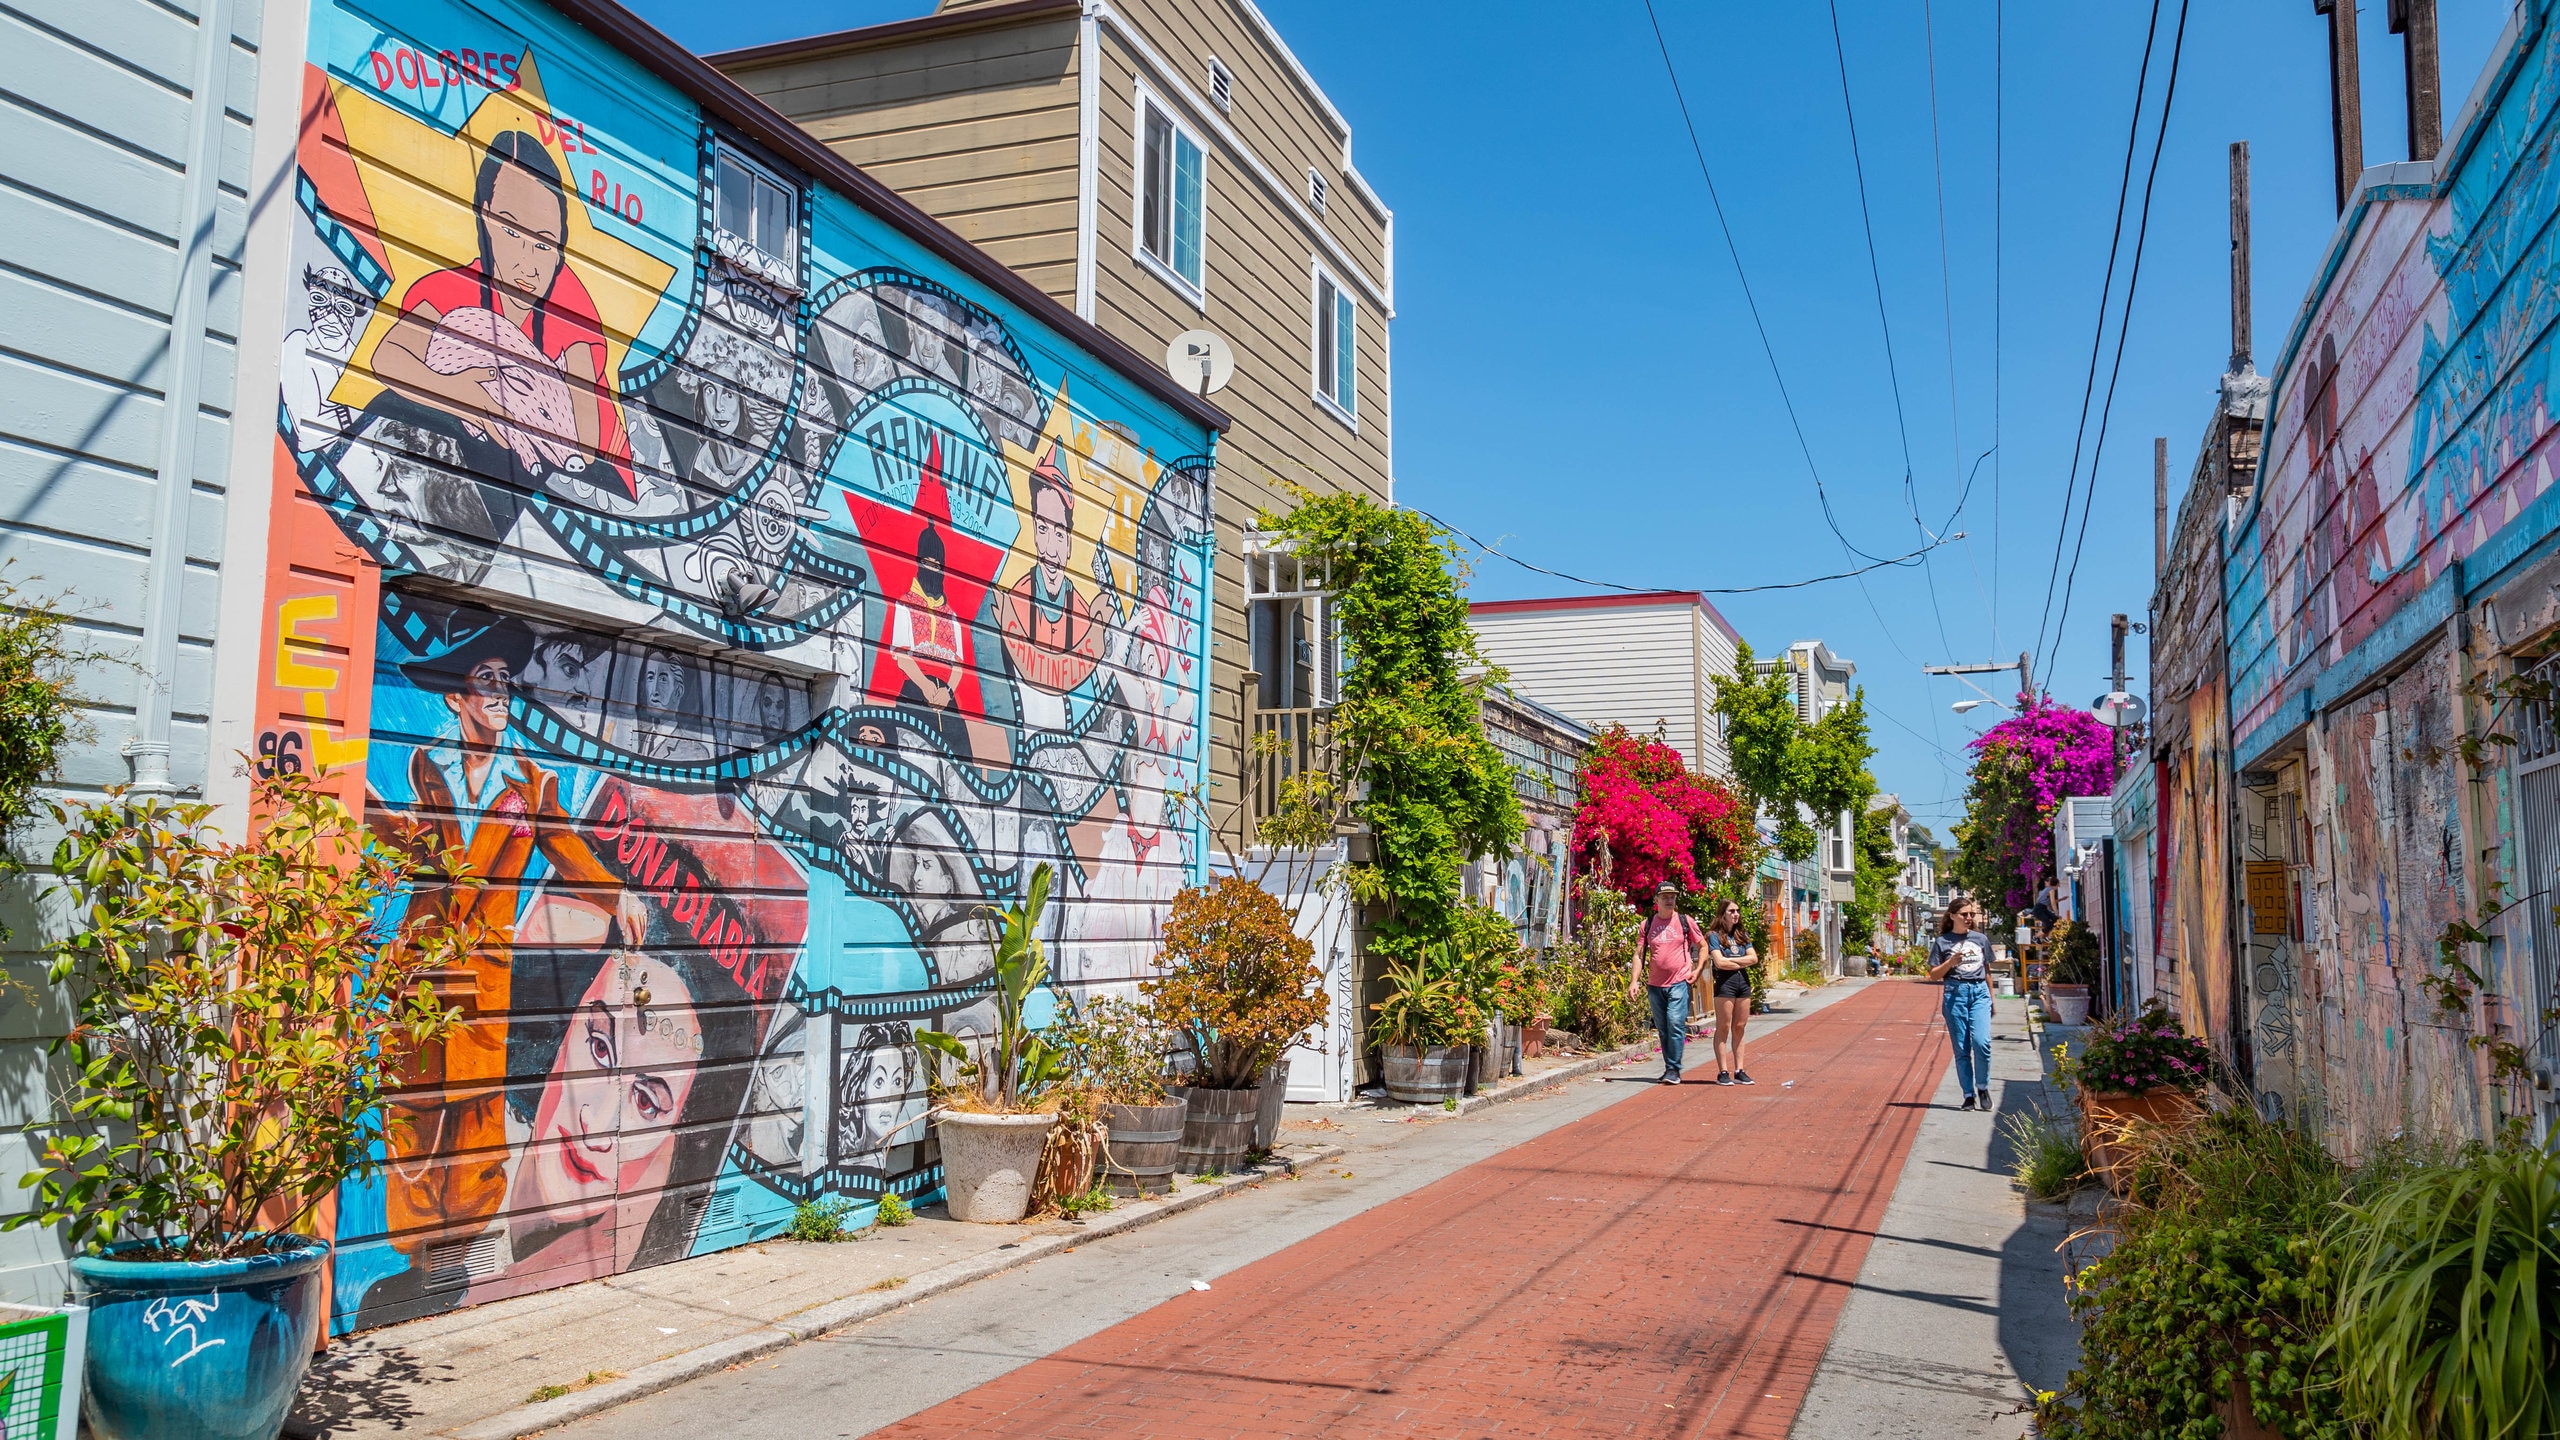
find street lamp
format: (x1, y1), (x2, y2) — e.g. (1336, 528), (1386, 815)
(1951, 699), (2011, 715)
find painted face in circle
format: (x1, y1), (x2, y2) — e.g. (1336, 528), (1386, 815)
(517, 957), (703, 1250)
(446, 656), (512, 747)
(483, 160), (565, 311)
(756, 678), (790, 735)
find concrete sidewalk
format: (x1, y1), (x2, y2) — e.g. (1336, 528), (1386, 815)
(286, 1010), (1696, 1440)
(1789, 992), (2086, 1439)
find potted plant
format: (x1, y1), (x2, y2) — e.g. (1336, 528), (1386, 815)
(1370, 951), (1486, 1105)
(1142, 878), (1325, 1174)
(1508, 963), (1554, 1059)
(8, 773), (474, 1440)
(2060, 1002), (2208, 1193)
(915, 864), (1066, 1223)
(1052, 997), (1184, 1197)
(2044, 920), (2099, 1024)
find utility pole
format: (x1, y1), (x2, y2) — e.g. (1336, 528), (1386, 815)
(2110, 613), (2133, 767)
(2314, 0), (2365, 212)
(2230, 142), (2253, 373)
(1925, 654), (2035, 706)
(2391, 0), (2443, 161)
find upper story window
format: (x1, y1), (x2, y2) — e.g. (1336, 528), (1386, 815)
(1314, 268), (1356, 422)
(713, 143), (798, 290)
(1138, 96), (1205, 296)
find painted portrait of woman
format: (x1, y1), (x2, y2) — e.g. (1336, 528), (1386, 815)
(346, 128), (633, 564)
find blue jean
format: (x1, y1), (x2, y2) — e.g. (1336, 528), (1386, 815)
(1648, 982), (1690, 1077)
(1943, 981), (1992, 1096)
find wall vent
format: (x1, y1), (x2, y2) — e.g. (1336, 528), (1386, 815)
(422, 1232), (505, 1292)
(1307, 167), (1328, 213)
(1206, 57), (1234, 112)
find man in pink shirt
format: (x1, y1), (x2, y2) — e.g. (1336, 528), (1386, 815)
(1626, 880), (1704, 1085)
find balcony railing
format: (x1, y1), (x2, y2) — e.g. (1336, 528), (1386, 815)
(1240, 671), (1337, 842)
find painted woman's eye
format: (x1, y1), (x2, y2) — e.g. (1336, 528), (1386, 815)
(585, 1021), (613, 1068)
(631, 1079), (670, 1123)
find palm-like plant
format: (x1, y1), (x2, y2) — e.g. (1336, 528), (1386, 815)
(916, 863), (1065, 1111)
(1368, 950), (1485, 1050)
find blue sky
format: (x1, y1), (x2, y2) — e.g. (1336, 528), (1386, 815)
(632, 0), (2512, 836)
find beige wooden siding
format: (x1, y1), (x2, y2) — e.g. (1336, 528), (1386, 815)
(724, 18), (1085, 296)
(1472, 607), (1710, 770)
(1693, 612), (1740, 780)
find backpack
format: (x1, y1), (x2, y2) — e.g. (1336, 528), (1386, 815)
(1646, 913), (1702, 962)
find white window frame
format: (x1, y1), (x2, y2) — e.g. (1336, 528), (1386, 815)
(1310, 261), (1357, 428)
(712, 141), (800, 288)
(1242, 532), (1341, 710)
(1130, 86), (1207, 305)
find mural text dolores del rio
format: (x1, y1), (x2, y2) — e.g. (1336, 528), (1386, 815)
(258, 0), (1216, 1331)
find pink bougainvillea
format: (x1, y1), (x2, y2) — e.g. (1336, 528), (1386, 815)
(1571, 726), (1756, 903)
(1961, 699), (2116, 912)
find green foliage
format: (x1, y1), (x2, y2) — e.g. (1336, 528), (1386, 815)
(2003, 1109), (2088, 1200)
(1711, 641), (1876, 865)
(2048, 917), (2103, 988)
(1050, 1178), (1116, 1219)
(1144, 877), (1326, 1088)
(1049, 995), (1174, 1105)
(2331, 1141), (2560, 1440)
(0, 581), (91, 883)
(1259, 492), (1523, 961)
(874, 1192), (913, 1227)
(917, 863), (1065, 1111)
(1368, 953), (1487, 1049)
(786, 1196), (858, 1242)
(1545, 879), (1646, 1045)
(11, 770), (474, 1260)
(2038, 1110), (2369, 1440)
(1837, 803), (1902, 951)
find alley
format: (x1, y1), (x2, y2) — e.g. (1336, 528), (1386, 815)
(560, 981), (1962, 1440)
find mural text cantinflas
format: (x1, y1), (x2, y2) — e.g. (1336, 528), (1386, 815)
(264, 0), (1214, 1332)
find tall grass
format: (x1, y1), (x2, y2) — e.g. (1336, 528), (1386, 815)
(2003, 1108), (2087, 1200)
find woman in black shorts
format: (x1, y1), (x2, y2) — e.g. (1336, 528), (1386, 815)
(1705, 899), (1760, 1084)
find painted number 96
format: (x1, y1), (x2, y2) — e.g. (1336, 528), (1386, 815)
(256, 728), (305, 778)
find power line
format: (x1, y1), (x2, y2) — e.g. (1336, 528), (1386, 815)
(2045, 0), (2191, 678)
(1638, 0), (1896, 564)
(1992, 0), (2003, 649)
(1418, 507), (1962, 595)
(2030, 0), (2167, 673)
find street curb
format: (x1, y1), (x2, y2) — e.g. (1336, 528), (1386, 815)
(452, 1142), (1346, 1440)
(1445, 1038), (1659, 1116)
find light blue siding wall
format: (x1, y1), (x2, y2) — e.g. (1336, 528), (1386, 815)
(0, 0), (266, 1303)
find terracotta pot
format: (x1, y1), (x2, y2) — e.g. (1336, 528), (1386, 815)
(2077, 1086), (2205, 1194)
(1028, 1117), (1098, 1209)
(1522, 1017), (1550, 1059)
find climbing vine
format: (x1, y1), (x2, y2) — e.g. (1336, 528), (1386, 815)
(1257, 491), (1522, 963)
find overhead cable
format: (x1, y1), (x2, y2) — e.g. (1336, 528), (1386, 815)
(1415, 507), (1962, 596)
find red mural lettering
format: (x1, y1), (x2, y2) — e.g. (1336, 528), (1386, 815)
(394, 48), (420, 90)
(590, 170), (610, 205)
(369, 51), (394, 90)
(501, 52), (521, 89)
(574, 120), (598, 156)
(622, 192), (643, 225)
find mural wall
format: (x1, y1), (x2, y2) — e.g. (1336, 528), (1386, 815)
(264, 0), (1214, 1331)
(2219, 2), (2560, 1146)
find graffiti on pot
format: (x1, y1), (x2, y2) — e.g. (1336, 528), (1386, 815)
(141, 1295), (224, 1368)
(271, 0), (1214, 1333)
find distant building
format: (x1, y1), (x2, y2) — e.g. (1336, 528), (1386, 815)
(1760, 640), (1859, 976)
(1470, 687), (1594, 954)
(1467, 592), (1743, 778)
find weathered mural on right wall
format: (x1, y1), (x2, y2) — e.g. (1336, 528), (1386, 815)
(261, 0), (1217, 1331)
(2224, 0), (2560, 1147)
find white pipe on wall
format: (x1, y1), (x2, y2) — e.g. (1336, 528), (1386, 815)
(130, 0), (240, 794)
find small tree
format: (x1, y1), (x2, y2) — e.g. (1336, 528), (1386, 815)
(1954, 700), (2116, 919)
(13, 770), (474, 1260)
(1712, 640), (1876, 862)
(1570, 724), (1757, 904)
(1143, 878), (1326, 1089)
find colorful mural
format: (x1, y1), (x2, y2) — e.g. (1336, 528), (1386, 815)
(263, 0), (1214, 1331)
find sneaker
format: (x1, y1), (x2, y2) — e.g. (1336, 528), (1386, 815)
(1715, 1071), (1734, 1085)
(1734, 1071), (1756, 1085)
(1659, 1072), (1680, 1085)
(1959, 1095), (1978, 1112)
(1977, 1089), (1994, 1109)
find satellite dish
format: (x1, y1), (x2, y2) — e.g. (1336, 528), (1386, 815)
(1166, 329), (1234, 397)
(2092, 691), (2148, 728)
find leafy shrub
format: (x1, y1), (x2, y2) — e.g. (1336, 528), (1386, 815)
(2067, 1002), (2210, 1096)
(2331, 1141), (2560, 1440)
(11, 770), (475, 1259)
(1369, 953), (1486, 1049)
(1143, 877), (1325, 1088)
(916, 863), (1064, 1111)
(874, 1193), (913, 1227)
(2003, 1109), (2087, 1200)
(2037, 1109), (2366, 1440)
(787, 1196), (857, 1242)
(1570, 724), (1757, 900)
(1049, 995), (1175, 1104)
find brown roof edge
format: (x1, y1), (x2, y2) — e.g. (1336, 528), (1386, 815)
(539, 0), (1229, 437)
(704, 0), (1080, 69)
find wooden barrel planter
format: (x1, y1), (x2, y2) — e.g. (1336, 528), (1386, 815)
(1173, 1086), (1260, 1174)
(1098, 1099), (1185, 1198)
(1381, 1044), (1469, 1104)
(2077, 1086), (2205, 1195)
(1251, 1061), (1287, 1151)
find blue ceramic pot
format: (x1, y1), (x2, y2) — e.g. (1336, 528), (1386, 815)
(71, 1235), (327, 1440)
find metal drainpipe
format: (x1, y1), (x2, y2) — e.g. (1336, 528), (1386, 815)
(128, 0), (238, 793)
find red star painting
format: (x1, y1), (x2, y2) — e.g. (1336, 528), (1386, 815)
(845, 433), (1005, 733)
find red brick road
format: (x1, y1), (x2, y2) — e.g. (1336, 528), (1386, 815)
(878, 979), (1951, 1440)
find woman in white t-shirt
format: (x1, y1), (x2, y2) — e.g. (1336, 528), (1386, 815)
(1926, 897), (1997, 1111)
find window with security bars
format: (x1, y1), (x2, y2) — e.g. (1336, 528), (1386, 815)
(1244, 543), (1339, 710)
(2510, 652), (2560, 1081)
(715, 144), (797, 274)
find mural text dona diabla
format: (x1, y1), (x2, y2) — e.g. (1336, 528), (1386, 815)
(263, 0), (1215, 1333)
